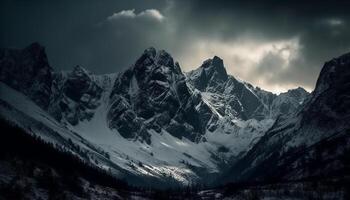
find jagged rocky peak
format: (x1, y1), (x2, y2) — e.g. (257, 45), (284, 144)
(111, 47), (186, 101)
(108, 47), (209, 143)
(47, 64), (103, 125)
(221, 53), (350, 184)
(71, 65), (92, 77)
(63, 65), (102, 103)
(269, 87), (310, 117)
(285, 87), (309, 98)
(188, 55), (229, 91)
(134, 47), (182, 78)
(142, 47), (175, 67)
(316, 52), (350, 99)
(143, 47), (157, 58)
(313, 52), (350, 97)
(24, 42), (47, 60)
(187, 55), (272, 120)
(202, 56), (228, 81)
(277, 87), (310, 106)
(0, 42), (52, 109)
(303, 52), (350, 125)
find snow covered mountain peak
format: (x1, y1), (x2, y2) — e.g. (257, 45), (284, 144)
(222, 52), (350, 184)
(143, 46), (157, 58)
(285, 87), (309, 102)
(108, 47), (209, 143)
(287, 86), (307, 94)
(0, 43), (324, 187)
(201, 55), (228, 82)
(187, 55), (229, 92)
(71, 65), (93, 77)
(134, 47), (182, 76)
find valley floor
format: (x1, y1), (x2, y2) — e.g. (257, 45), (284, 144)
(0, 119), (349, 200)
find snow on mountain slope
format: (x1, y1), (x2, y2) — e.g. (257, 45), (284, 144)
(0, 43), (308, 186)
(222, 52), (350, 183)
(0, 79), (273, 185)
(107, 47), (218, 143)
(0, 83), (119, 174)
(186, 56), (309, 122)
(0, 81), (202, 186)
(48, 65), (104, 126)
(67, 73), (275, 184)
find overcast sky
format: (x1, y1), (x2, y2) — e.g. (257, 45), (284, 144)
(1, 0), (350, 93)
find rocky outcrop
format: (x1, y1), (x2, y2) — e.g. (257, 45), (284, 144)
(223, 52), (350, 183)
(0, 43), (310, 142)
(49, 65), (103, 125)
(186, 56), (309, 120)
(0, 43), (53, 109)
(302, 52), (350, 127)
(107, 48), (212, 143)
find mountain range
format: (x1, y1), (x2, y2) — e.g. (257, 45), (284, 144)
(0, 43), (349, 192)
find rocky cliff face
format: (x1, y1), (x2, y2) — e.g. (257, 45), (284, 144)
(0, 43), (53, 109)
(223, 52), (350, 183)
(107, 48), (214, 143)
(0, 43), (310, 143)
(48, 65), (103, 125)
(302, 52), (350, 127)
(187, 56), (309, 121)
(270, 87), (309, 116)
(188, 56), (228, 92)
(0, 43), (106, 126)
(3, 43), (331, 186)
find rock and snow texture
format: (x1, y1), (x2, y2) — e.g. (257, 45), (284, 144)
(223, 52), (350, 183)
(269, 87), (309, 116)
(3, 43), (334, 187)
(186, 56), (309, 121)
(187, 56), (262, 120)
(107, 47), (209, 143)
(48, 65), (103, 125)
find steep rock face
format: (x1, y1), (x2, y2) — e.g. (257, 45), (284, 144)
(187, 57), (310, 121)
(255, 87), (310, 118)
(189, 56), (228, 91)
(107, 48), (211, 143)
(63, 65), (102, 105)
(48, 66), (103, 125)
(271, 87), (309, 117)
(224, 52), (350, 183)
(302, 53), (350, 127)
(0, 43), (53, 109)
(2, 42), (344, 186)
(187, 57), (269, 120)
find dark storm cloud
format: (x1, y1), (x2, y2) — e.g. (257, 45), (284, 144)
(166, 0), (350, 91)
(1, 0), (350, 92)
(0, 0), (167, 72)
